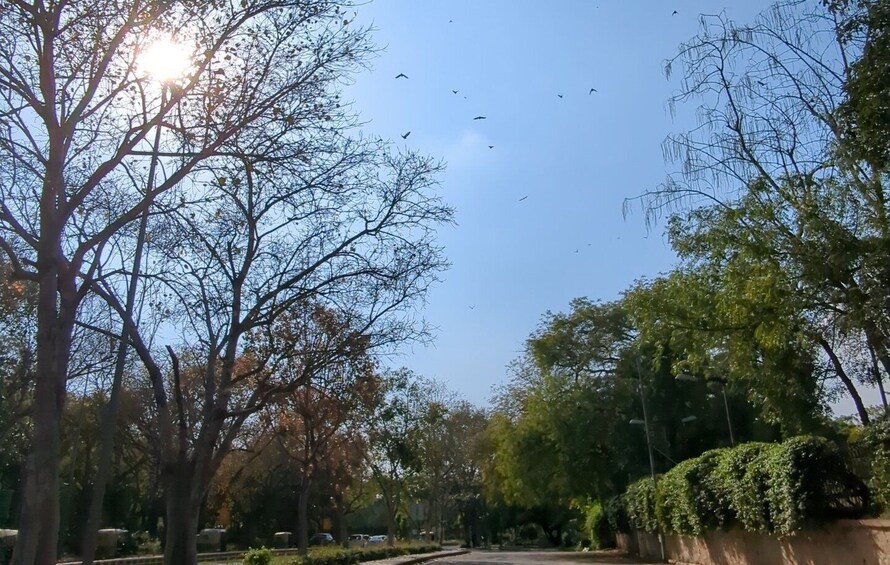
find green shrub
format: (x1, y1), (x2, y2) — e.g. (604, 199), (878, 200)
(243, 546), (273, 565)
(624, 477), (658, 533)
(656, 449), (729, 535)
(621, 436), (866, 537)
(709, 442), (774, 532)
(288, 542), (441, 565)
(580, 500), (613, 549)
(858, 418), (890, 513)
(604, 495), (630, 534)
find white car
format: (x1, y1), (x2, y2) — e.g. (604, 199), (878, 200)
(368, 534), (387, 544)
(348, 534), (369, 548)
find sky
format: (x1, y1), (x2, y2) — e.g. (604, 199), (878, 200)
(339, 0), (869, 415)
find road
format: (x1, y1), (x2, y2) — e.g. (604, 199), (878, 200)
(427, 549), (657, 565)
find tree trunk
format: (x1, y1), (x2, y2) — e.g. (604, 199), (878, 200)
(819, 336), (870, 425)
(297, 483), (310, 555)
(81, 208), (151, 565)
(334, 504), (347, 547)
(12, 264), (75, 565)
(163, 466), (199, 565)
(386, 503), (397, 547)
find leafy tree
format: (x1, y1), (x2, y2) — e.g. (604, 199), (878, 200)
(629, 0), (890, 425)
(363, 369), (435, 546)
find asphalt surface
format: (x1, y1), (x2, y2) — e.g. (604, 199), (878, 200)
(425, 549), (657, 565)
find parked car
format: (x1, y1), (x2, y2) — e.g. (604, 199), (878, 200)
(367, 534), (386, 544)
(309, 532), (334, 546)
(348, 533), (369, 548)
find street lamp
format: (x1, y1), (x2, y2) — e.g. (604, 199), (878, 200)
(676, 373), (735, 446)
(628, 360), (665, 563)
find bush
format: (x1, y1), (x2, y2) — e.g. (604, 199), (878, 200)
(243, 546), (273, 565)
(579, 500), (613, 549)
(624, 477), (658, 533)
(621, 436), (867, 537)
(604, 495), (630, 534)
(857, 418), (890, 513)
(656, 449), (728, 535)
(287, 542), (441, 565)
(708, 442), (774, 532)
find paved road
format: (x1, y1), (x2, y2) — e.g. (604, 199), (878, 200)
(426, 549), (657, 565)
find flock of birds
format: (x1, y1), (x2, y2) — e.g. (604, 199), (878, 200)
(391, 72), (600, 204)
(386, 11), (680, 311)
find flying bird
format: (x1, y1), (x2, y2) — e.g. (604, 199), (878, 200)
(468, 305), (475, 310)
(401, 131), (410, 139)
(518, 195), (528, 202)
(395, 73), (408, 79)
(473, 116), (486, 120)
(557, 94), (564, 98)
(589, 88), (598, 94)
(488, 145), (494, 149)
(672, 10), (678, 15)
(452, 89), (459, 94)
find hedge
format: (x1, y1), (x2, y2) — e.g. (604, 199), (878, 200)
(624, 477), (658, 533)
(619, 436), (867, 537)
(855, 418), (890, 512)
(286, 543), (442, 565)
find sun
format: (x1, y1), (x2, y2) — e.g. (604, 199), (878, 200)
(139, 36), (190, 82)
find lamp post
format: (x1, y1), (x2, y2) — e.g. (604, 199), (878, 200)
(676, 373), (735, 446)
(629, 359), (666, 563)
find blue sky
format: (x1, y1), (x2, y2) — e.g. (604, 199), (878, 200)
(343, 1), (786, 406)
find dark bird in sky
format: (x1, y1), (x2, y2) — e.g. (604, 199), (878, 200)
(468, 305), (475, 310)
(401, 131), (410, 139)
(589, 88), (598, 94)
(473, 116), (486, 120)
(452, 89), (459, 94)
(395, 73), (408, 79)
(672, 10), (678, 15)
(488, 145), (494, 149)
(557, 94), (564, 98)
(518, 195), (528, 202)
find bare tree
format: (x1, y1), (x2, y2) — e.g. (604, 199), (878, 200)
(95, 134), (449, 562)
(0, 1), (421, 563)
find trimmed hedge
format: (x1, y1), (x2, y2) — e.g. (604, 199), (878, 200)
(286, 543), (442, 565)
(620, 436), (867, 537)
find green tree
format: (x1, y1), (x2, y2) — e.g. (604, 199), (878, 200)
(630, 0), (890, 425)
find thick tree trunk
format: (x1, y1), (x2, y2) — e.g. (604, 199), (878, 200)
(333, 504), (346, 547)
(163, 466), (199, 565)
(386, 504), (397, 547)
(12, 266), (75, 565)
(297, 483), (310, 555)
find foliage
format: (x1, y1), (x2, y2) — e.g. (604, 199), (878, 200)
(579, 500), (613, 549)
(655, 449), (728, 535)
(854, 417), (890, 512)
(285, 543), (441, 564)
(603, 496), (630, 535)
(623, 478), (658, 534)
(243, 547), (273, 565)
(625, 437), (867, 537)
